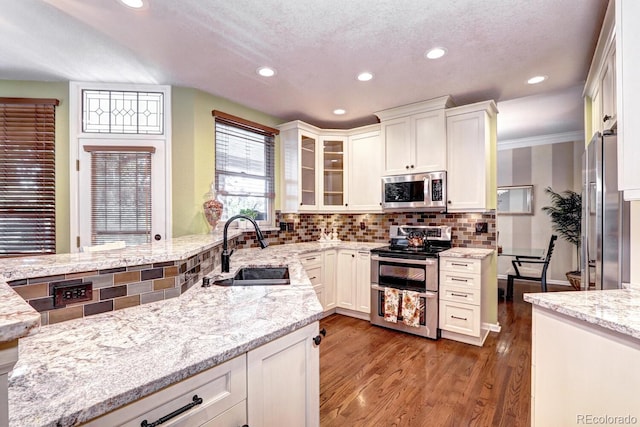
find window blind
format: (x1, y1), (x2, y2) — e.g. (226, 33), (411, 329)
(0, 98), (59, 256)
(213, 111), (277, 221)
(90, 150), (152, 246)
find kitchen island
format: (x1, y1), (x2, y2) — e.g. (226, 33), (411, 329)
(0, 235), (382, 427)
(525, 290), (640, 427)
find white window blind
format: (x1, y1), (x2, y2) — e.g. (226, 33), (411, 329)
(0, 98), (59, 256)
(213, 111), (277, 221)
(89, 149), (152, 246)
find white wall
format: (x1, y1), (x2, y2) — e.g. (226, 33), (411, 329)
(497, 140), (582, 284)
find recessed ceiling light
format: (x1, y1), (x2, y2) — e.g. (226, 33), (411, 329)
(527, 75), (548, 85)
(425, 47), (447, 60)
(119, 0), (144, 9)
(333, 109), (346, 115)
(357, 72), (374, 82)
(257, 67), (276, 77)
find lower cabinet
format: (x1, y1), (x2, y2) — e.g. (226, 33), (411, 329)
(82, 322), (320, 427)
(323, 249), (337, 311)
(247, 321), (320, 427)
(439, 255), (492, 346)
(336, 249), (370, 317)
(82, 354), (247, 427)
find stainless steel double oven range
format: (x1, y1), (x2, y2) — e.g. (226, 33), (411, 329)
(370, 225), (452, 339)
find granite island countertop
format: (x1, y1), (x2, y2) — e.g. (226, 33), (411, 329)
(440, 247), (495, 259)
(524, 289), (640, 342)
(7, 240), (384, 427)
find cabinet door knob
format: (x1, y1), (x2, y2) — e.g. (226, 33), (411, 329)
(313, 335), (322, 345)
(447, 200), (452, 204)
(300, 202), (303, 206)
(603, 114), (612, 122)
(411, 165), (415, 168)
(406, 165), (410, 169)
(345, 203), (348, 206)
(320, 328), (327, 337)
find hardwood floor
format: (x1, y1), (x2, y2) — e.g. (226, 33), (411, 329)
(319, 281), (573, 427)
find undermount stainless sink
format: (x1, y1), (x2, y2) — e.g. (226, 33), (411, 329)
(213, 267), (290, 286)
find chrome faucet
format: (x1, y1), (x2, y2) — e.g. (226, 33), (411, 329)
(221, 214), (269, 272)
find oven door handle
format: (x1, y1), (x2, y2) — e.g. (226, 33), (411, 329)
(371, 255), (437, 266)
(371, 284), (437, 298)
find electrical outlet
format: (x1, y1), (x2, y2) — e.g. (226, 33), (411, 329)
(53, 282), (92, 307)
(279, 222), (287, 231)
(475, 222), (488, 233)
(287, 222), (295, 232)
(360, 222), (366, 230)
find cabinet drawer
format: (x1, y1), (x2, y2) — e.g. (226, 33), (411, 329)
(305, 265), (323, 286)
(440, 285), (481, 305)
(82, 355), (247, 427)
(439, 301), (480, 337)
(440, 270), (480, 290)
(300, 252), (323, 267)
(440, 257), (481, 274)
(200, 400), (246, 427)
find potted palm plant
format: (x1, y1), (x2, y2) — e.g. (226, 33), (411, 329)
(541, 187), (582, 290)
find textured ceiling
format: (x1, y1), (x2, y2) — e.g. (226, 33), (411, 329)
(0, 0), (608, 138)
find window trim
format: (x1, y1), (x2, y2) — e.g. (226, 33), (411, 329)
(213, 111), (278, 225)
(69, 82), (172, 253)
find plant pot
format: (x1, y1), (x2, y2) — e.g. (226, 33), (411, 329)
(566, 271), (581, 291)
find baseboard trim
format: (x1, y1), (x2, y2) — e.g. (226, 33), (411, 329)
(497, 274), (573, 287)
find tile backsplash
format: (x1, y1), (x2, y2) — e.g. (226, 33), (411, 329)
(236, 211), (496, 249)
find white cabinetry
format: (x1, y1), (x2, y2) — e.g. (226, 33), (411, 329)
(83, 354), (248, 427)
(445, 101), (498, 212)
(585, 1), (616, 138)
(247, 321), (320, 427)
(323, 249), (337, 311)
(439, 255), (493, 346)
(300, 251), (325, 310)
(348, 128), (382, 211)
(531, 307), (640, 426)
(83, 323), (320, 427)
(616, 0), (640, 199)
(279, 121), (382, 212)
(336, 249), (371, 318)
(375, 96), (454, 176)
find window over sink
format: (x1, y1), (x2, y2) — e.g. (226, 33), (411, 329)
(213, 111), (278, 224)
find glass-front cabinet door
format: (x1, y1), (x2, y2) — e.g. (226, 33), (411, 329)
(299, 133), (317, 209)
(321, 137), (347, 210)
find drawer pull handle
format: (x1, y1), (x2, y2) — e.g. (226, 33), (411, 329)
(451, 292), (468, 298)
(451, 277), (468, 282)
(306, 257), (317, 261)
(451, 263), (468, 267)
(451, 315), (468, 321)
(141, 395), (203, 427)
(310, 276), (317, 280)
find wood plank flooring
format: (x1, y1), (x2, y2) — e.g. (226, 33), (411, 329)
(319, 281), (572, 427)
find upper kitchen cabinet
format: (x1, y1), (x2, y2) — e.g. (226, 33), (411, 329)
(279, 121), (383, 213)
(321, 135), (348, 211)
(445, 100), (498, 212)
(615, 0), (640, 200)
(280, 121), (319, 212)
(347, 126), (382, 211)
(585, 0), (616, 139)
(375, 96), (455, 176)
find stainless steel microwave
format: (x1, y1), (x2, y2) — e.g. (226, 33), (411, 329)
(381, 171), (447, 212)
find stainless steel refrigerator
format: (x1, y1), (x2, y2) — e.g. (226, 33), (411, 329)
(581, 130), (630, 290)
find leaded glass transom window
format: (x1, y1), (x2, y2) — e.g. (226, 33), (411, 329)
(82, 90), (164, 134)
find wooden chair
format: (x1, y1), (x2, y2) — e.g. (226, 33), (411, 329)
(506, 235), (557, 300)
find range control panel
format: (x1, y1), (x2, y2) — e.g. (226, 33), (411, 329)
(53, 282), (93, 307)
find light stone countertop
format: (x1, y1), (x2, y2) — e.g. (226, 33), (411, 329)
(524, 289), (640, 342)
(7, 240), (385, 427)
(440, 247), (495, 259)
(0, 229), (252, 344)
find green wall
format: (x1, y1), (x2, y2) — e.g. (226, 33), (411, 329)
(0, 80), (71, 253)
(171, 87), (283, 237)
(1, 80), (283, 252)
